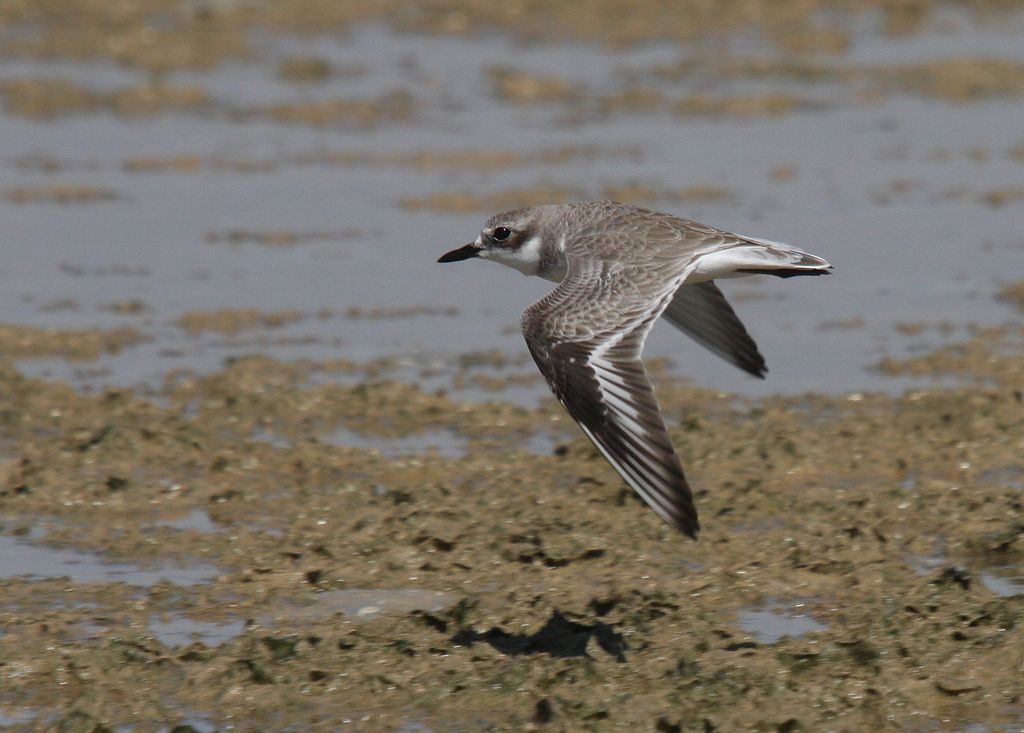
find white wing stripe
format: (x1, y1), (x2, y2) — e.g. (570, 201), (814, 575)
(601, 391), (643, 423)
(521, 251), (699, 536)
(616, 431), (677, 482)
(618, 457), (678, 518)
(577, 421), (677, 518)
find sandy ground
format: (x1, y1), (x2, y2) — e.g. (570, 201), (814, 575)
(1, 2), (1023, 731)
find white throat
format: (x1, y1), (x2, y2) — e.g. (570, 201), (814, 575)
(483, 234), (544, 277)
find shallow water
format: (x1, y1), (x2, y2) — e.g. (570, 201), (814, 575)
(303, 588), (460, 622)
(321, 425), (467, 458)
(147, 614), (247, 647)
(979, 567), (1024, 598)
(149, 508), (221, 533)
(0, 532), (219, 587)
(908, 543), (1024, 598)
(0, 709), (35, 729)
(736, 598), (828, 643)
(4, 20), (1024, 399)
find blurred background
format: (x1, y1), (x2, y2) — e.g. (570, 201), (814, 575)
(2, 3), (1024, 731)
(3, 0), (1023, 400)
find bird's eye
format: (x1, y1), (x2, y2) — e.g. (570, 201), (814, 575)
(492, 227), (512, 242)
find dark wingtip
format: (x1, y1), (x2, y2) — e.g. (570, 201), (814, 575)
(671, 505), (700, 539)
(740, 358), (768, 379)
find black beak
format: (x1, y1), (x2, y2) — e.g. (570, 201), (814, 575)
(437, 243), (481, 263)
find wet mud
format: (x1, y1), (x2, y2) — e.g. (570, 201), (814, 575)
(2, 326), (1022, 732)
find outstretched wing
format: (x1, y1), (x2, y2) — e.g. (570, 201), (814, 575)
(661, 281), (767, 378)
(522, 257), (699, 537)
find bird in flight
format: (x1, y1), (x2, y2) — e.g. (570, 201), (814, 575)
(438, 201), (831, 538)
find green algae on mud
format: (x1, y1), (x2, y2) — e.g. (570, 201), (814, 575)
(5, 0), (1024, 136)
(174, 308), (306, 337)
(1, 321), (1022, 731)
(998, 279), (1024, 312)
(5, 0), (1023, 68)
(2, 183), (121, 204)
(114, 144), (635, 176)
(0, 323), (146, 360)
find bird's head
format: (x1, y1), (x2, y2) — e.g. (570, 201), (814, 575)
(438, 207), (548, 277)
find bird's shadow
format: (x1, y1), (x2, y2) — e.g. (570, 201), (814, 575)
(451, 610), (627, 662)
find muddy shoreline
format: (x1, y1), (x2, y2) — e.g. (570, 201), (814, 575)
(1, 321), (1022, 731)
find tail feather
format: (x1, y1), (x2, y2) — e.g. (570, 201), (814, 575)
(690, 235), (832, 282)
(737, 236), (832, 273)
(737, 265), (832, 278)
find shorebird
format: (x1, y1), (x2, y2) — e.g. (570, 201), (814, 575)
(438, 201), (831, 538)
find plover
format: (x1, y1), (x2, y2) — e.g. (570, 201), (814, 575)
(438, 201), (831, 538)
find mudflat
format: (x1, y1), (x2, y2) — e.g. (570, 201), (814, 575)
(1, 1), (1023, 731)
